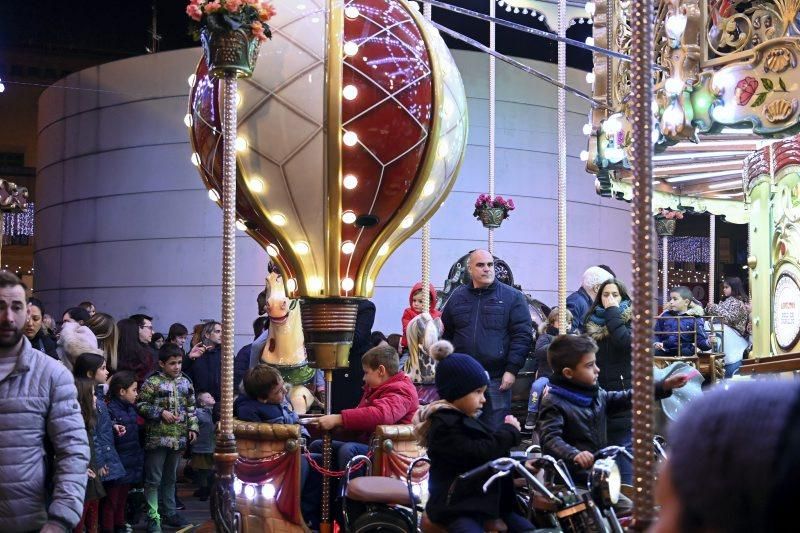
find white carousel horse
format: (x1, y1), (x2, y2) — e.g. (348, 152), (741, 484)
(404, 312), (443, 404)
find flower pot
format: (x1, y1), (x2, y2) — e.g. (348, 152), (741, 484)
(478, 207), (506, 229)
(201, 28), (260, 78)
(656, 218), (677, 236)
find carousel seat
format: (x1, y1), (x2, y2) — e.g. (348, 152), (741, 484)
(372, 425), (427, 478)
(345, 476), (418, 506)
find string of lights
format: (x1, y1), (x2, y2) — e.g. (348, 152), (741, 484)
(657, 236), (710, 264)
(2, 202), (35, 239)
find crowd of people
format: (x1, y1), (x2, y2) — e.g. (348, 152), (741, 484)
(0, 245), (787, 533)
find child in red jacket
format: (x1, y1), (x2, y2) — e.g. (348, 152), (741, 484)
(400, 282), (441, 356)
(312, 344), (419, 470)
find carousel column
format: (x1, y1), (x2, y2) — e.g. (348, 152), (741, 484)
(422, 0), (432, 311)
(709, 214), (716, 304)
(662, 236), (669, 304)
(629, 0), (657, 524)
(557, 0), (568, 333)
(487, 0), (496, 255)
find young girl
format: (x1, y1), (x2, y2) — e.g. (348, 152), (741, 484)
(74, 378), (104, 533)
(105, 371), (143, 533)
(74, 354), (126, 530)
(415, 341), (534, 532)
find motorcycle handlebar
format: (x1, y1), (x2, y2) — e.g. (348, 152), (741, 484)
(458, 457), (560, 502)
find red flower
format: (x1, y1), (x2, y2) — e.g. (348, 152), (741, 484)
(735, 77), (758, 106)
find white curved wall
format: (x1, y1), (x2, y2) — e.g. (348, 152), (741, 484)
(36, 48), (630, 347)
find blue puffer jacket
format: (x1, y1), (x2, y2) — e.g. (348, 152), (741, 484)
(566, 287), (592, 333)
(95, 387), (125, 482)
(654, 310), (712, 356)
(193, 406), (216, 454)
(107, 397), (143, 484)
(441, 281), (533, 378)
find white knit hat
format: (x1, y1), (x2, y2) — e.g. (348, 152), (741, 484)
(57, 322), (103, 371)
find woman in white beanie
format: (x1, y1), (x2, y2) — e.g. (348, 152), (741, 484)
(57, 321), (104, 372)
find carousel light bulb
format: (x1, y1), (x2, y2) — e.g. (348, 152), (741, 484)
(664, 77), (684, 96)
(183, 113), (193, 128)
(343, 131), (359, 147)
(344, 6), (360, 19)
(422, 180), (435, 197)
(665, 13), (688, 41)
(287, 278), (298, 292)
(602, 116), (623, 135)
(343, 41), (359, 57)
(582, 123), (593, 135)
(261, 483), (276, 499)
(585, 2), (596, 15)
(248, 177), (265, 193)
(341, 241), (356, 255)
(271, 213), (288, 226)
(662, 104), (684, 130)
(236, 219), (247, 231)
(343, 174), (358, 189)
(187, 74), (196, 87)
(342, 210), (357, 224)
(585, 37), (595, 46)
(191, 152), (201, 167)
(579, 150), (590, 161)
(294, 241), (310, 255)
(342, 84), (358, 100)
(233, 479), (243, 495)
(378, 243), (390, 256)
(244, 484), (256, 500)
(266, 244), (279, 257)
(208, 189), (220, 202)
(341, 277), (355, 291)
(586, 72), (595, 84)
(235, 136), (248, 152)
(401, 215), (414, 229)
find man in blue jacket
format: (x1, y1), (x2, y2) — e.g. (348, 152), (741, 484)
(441, 249), (532, 429)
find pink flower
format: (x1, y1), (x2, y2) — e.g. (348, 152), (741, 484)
(251, 21), (267, 42)
(225, 0), (243, 12)
(204, 0), (222, 13)
(507, 198), (515, 210)
(260, 0), (277, 20)
(186, 3), (203, 21)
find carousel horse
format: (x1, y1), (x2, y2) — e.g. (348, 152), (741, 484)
(403, 311), (444, 404)
(260, 265), (317, 413)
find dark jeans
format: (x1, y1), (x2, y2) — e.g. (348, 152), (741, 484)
(479, 377), (512, 430)
(607, 425), (633, 485)
(309, 440), (370, 473)
(101, 483), (130, 530)
(144, 447), (182, 520)
(447, 512), (535, 533)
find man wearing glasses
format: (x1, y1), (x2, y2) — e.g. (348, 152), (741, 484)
(131, 313), (156, 364)
(441, 249), (532, 429)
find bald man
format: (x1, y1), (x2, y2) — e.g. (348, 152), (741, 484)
(441, 249), (532, 429)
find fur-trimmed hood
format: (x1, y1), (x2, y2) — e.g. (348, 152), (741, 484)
(413, 399), (460, 447)
(585, 305), (633, 340)
(57, 321), (103, 372)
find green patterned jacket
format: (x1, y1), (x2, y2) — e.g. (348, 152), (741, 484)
(136, 371), (200, 451)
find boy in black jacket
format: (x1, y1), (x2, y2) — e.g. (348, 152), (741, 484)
(414, 341), (535, 532)
(536, 335), (689, 484)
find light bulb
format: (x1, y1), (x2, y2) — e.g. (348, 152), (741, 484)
(286, 278), (297, 292)
(233, 479), (243, 495)
(271, 213), (288, 226)
(236, 220), (247, 231)
(343, 131), (359, 147)
(586, 72), (596, 84)
(343, 41), (359, 57)
(191, 152), (201, 167)
(665, 13), (688, 41)
(341, 241), (355, 254)
(266, 244), (279, 257)
(208, 189), (220, 202)
(422, 180), (435, 197)
(664, 77), (684, 96)
(602, 116), (623, 135)
(248, 178), (265, 193)
(187, 74), (196, 87)
(585, 2), (596, 15)
(261, 483), (276, 499)
(344, 6), (359, 19)
(294, 241), (310, 255)
(235, 136), (248, 152)
(582, 123), (593, 135)
(579, 150), (590, 161)
(585, 37), (595, 46)
(401, 215), (414, 229)
(342, 211), (357, 224)
(378, 243), (390, 256)
(343, 85), (358, 100)
(341, 277), (355, 291)
(244, 484), (256, 500)
(343, 174), (358, 189)
(184, 113), (193, 128)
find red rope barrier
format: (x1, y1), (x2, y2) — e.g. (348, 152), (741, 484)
(304, 449), (373, 478)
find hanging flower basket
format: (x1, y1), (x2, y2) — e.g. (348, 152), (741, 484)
(187, 0), (276, 78)
(655, 208), (683, 236)
(473, 194), (515, 229)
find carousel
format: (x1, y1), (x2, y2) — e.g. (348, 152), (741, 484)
(185, 0), (799, 530)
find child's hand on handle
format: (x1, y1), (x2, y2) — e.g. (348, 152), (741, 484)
(161, 410), (178, 423)
(504, 415), (521, 431)
(664, 373), (691, 391)
(573, 451), (595, 469)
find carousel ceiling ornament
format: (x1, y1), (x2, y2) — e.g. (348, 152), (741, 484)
(188, 0), (468, 299)
(495, 0), (595, 29)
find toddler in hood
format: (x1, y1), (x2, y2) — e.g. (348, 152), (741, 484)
(57, 321), (104, 371)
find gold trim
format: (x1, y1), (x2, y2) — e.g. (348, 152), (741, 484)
(355, 1), (464, 296)
(325, 2), (345, 296)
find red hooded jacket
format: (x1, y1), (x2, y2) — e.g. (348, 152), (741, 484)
(340, 371), (420, 443)
(400, 282), (441, 349)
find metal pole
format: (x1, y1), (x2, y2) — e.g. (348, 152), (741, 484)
(662, 236), (668, 304)
(488, 0), (496, 255)
(709, 214), (716, 304)
(422, 0), (432, 313)
(557, 0), (567, 334)
(629, 0), (656, 524)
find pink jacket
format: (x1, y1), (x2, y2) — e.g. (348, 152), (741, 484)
(341, 372), (419, 442)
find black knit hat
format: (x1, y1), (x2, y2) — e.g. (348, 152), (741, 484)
(430, 340), (489, 402)
(668, 379), (800, 532)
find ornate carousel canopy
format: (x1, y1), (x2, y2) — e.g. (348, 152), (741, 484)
(585, 0), (800, 220)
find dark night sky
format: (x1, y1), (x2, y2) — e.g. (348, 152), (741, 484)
(0, 0), (592, 70)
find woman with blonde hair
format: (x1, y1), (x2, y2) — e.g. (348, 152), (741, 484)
(86, 312), (119, 372)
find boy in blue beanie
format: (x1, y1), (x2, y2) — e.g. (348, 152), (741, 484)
(414, 340), (535, 532)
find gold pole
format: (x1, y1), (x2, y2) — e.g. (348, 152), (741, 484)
(629, 0), (656, 524)
(212, 73), (239, 533)
(557, 0), (567, 333)
(487, 0), (496, 256)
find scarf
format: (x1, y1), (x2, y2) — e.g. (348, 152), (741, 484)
(587, 299), (632, 327)
(548, 375), (599, 407)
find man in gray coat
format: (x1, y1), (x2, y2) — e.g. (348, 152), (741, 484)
(0, 271), (90, 532)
